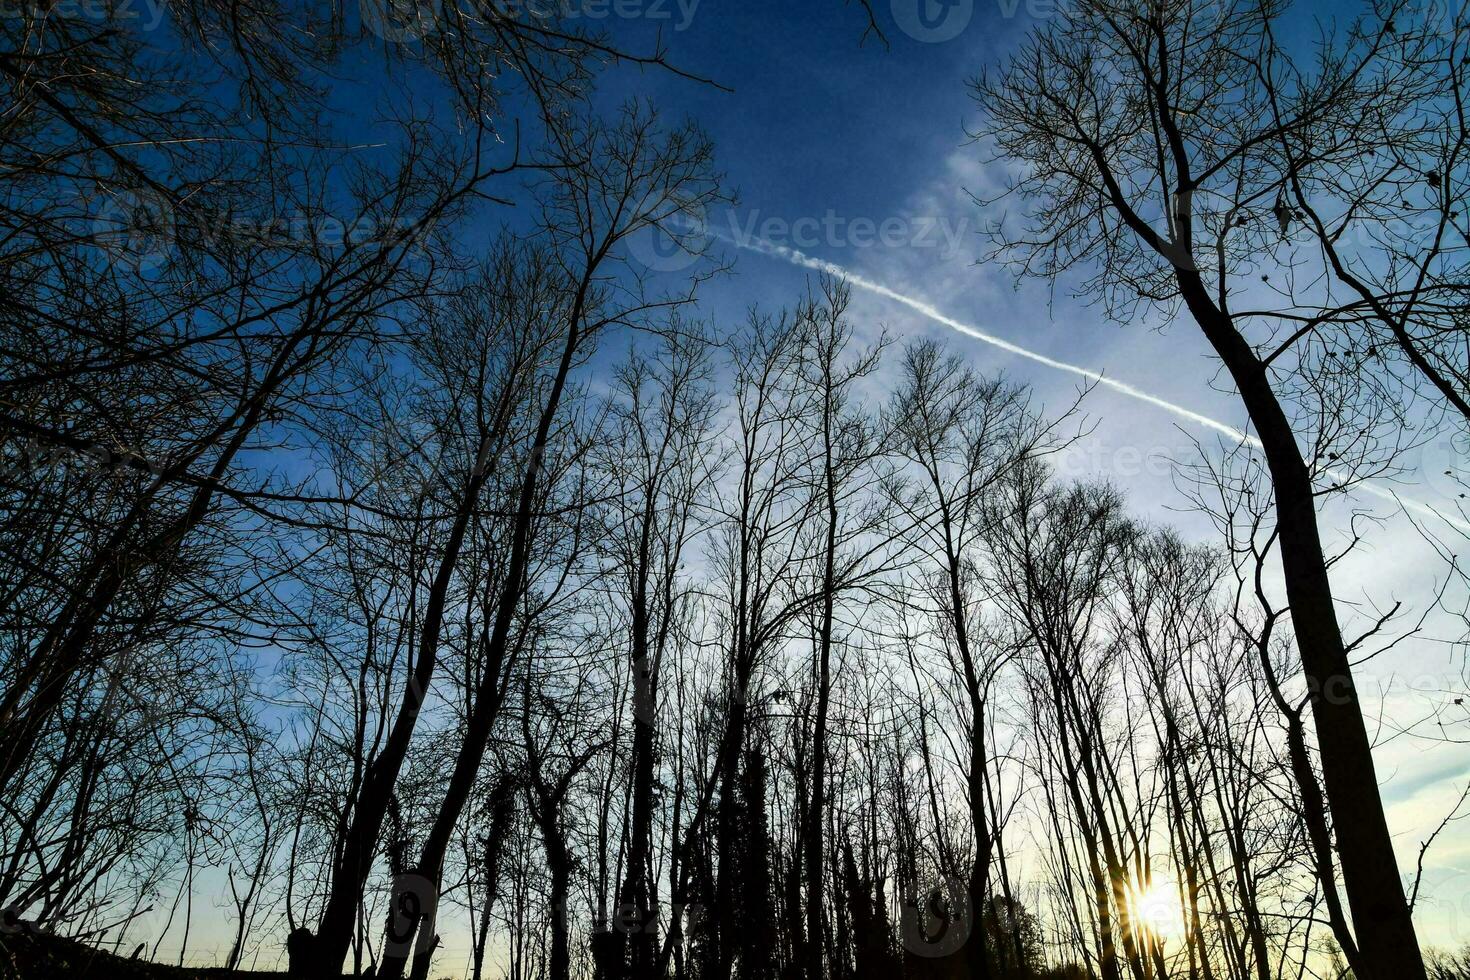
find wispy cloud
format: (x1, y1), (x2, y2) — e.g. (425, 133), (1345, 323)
(723, 232), (1470, 534)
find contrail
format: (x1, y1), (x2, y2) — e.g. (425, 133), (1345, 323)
(720, 231), (1470, 534)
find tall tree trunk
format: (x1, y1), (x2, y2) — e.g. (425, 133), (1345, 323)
(546, 844), (573, 980)
(1177, 271), (1423, 979)
(380, 303), (588, 980)
(713, 684), (746, 980)
(621, 496), (660, 980)
(624, 670), (658, 977)
(297, 427), (499, 977)
(471, 779), (515, 980)
(938, 512), (992, 980)
(737, 748), (777, 980)
(805, 378), (840, 980)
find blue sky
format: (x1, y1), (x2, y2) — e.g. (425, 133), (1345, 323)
(595, 0), (1470, 953)
(128, 0), (1470, 965)
(305, 0), (1470, 956)
(598, 0), (1249, 525)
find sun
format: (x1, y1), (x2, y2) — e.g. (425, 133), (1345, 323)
(1128, 878), (1187, 941)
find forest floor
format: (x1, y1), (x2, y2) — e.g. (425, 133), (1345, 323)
(0, 929), (289, 979)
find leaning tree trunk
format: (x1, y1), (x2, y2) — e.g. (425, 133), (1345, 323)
(297, 425), (500, 978)
(543, 833), (574, 980)
(470, 778), (516, 980)
(1178, 270), (1424, 979)
(379, 306), (589, 980)
(939, 521), (993, 980)
(804, 387), (840, 980)
(623, 651), (658, 978)
(620, 498), (660, 980)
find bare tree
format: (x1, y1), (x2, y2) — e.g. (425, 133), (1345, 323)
(887, 340), (1058, 980)
(973, 1), (1445, 973)
(594, 325), (720, 978)
(369, 104), (722, 980)
(791, 278), (888, 980)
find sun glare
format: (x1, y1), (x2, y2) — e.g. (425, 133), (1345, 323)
(1128, 879), (1187, 941)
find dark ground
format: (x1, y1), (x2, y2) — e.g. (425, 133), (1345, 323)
(0, 929), (288, 980)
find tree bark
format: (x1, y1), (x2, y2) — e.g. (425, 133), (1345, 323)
(378, 295), (589, 980)
(298, 424), (501, 977)
(1177, 269), (1424, 979)
(804, 371), (840, 980)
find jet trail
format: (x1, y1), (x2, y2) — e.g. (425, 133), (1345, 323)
(722, 232), (1470, 534)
